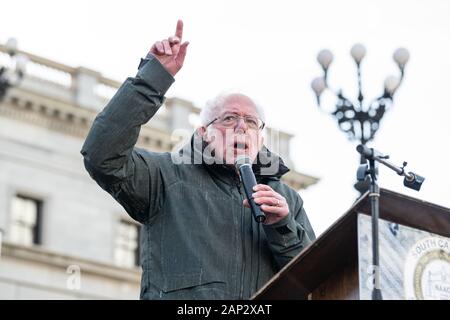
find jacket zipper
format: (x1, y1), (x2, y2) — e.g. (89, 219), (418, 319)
(235, 177), (246, 299)
(255, 178), (262, 295)
(256, 223), (261, 293)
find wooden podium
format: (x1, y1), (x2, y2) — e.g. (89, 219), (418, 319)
(252, 189), (450, 300)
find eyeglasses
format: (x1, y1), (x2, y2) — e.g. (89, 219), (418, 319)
(206, 113), (265, 131)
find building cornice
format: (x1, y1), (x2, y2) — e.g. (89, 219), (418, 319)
(1, 241), (141, 283)
(0, 88), (178, 153)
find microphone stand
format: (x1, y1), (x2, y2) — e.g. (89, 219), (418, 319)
(356, 144), (425, 300)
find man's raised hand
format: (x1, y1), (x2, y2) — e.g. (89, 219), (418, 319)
(149, 20), (189, 77)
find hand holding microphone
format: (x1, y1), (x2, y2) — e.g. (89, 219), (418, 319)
(235, 155), (289, 225)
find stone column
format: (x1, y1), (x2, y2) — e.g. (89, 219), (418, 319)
(72, 67), (102, 111)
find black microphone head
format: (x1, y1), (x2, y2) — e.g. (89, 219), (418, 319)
(235, 155), (252, 170)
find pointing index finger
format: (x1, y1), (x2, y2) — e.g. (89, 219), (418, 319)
(175, 20), (183, 41)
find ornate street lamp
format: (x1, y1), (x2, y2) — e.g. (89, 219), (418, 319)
(311, 44), (409, 193)
(0, 38), (29, 101)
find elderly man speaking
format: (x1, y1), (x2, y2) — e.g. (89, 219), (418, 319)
(81, 20), (315, 300)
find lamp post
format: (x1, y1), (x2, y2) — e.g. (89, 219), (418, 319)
(311, 44), (409, 194)
(0, 38), (29, 101)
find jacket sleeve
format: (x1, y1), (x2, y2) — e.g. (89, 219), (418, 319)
(262, 193), (316, 270)
(80, 55), (174, 224)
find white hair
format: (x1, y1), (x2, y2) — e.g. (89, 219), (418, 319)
(199, 92), (266, 127)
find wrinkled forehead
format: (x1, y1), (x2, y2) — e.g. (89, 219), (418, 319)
(220, 94), (258, 116)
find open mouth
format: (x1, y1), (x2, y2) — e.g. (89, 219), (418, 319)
(233, 141), (249, 150)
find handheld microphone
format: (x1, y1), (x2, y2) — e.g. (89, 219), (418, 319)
(235, 155), (266, 223)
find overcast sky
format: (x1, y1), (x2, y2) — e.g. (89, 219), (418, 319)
(2, 0), (449, 234)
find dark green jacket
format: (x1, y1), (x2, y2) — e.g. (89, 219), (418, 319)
(80, 56), (315, 299)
